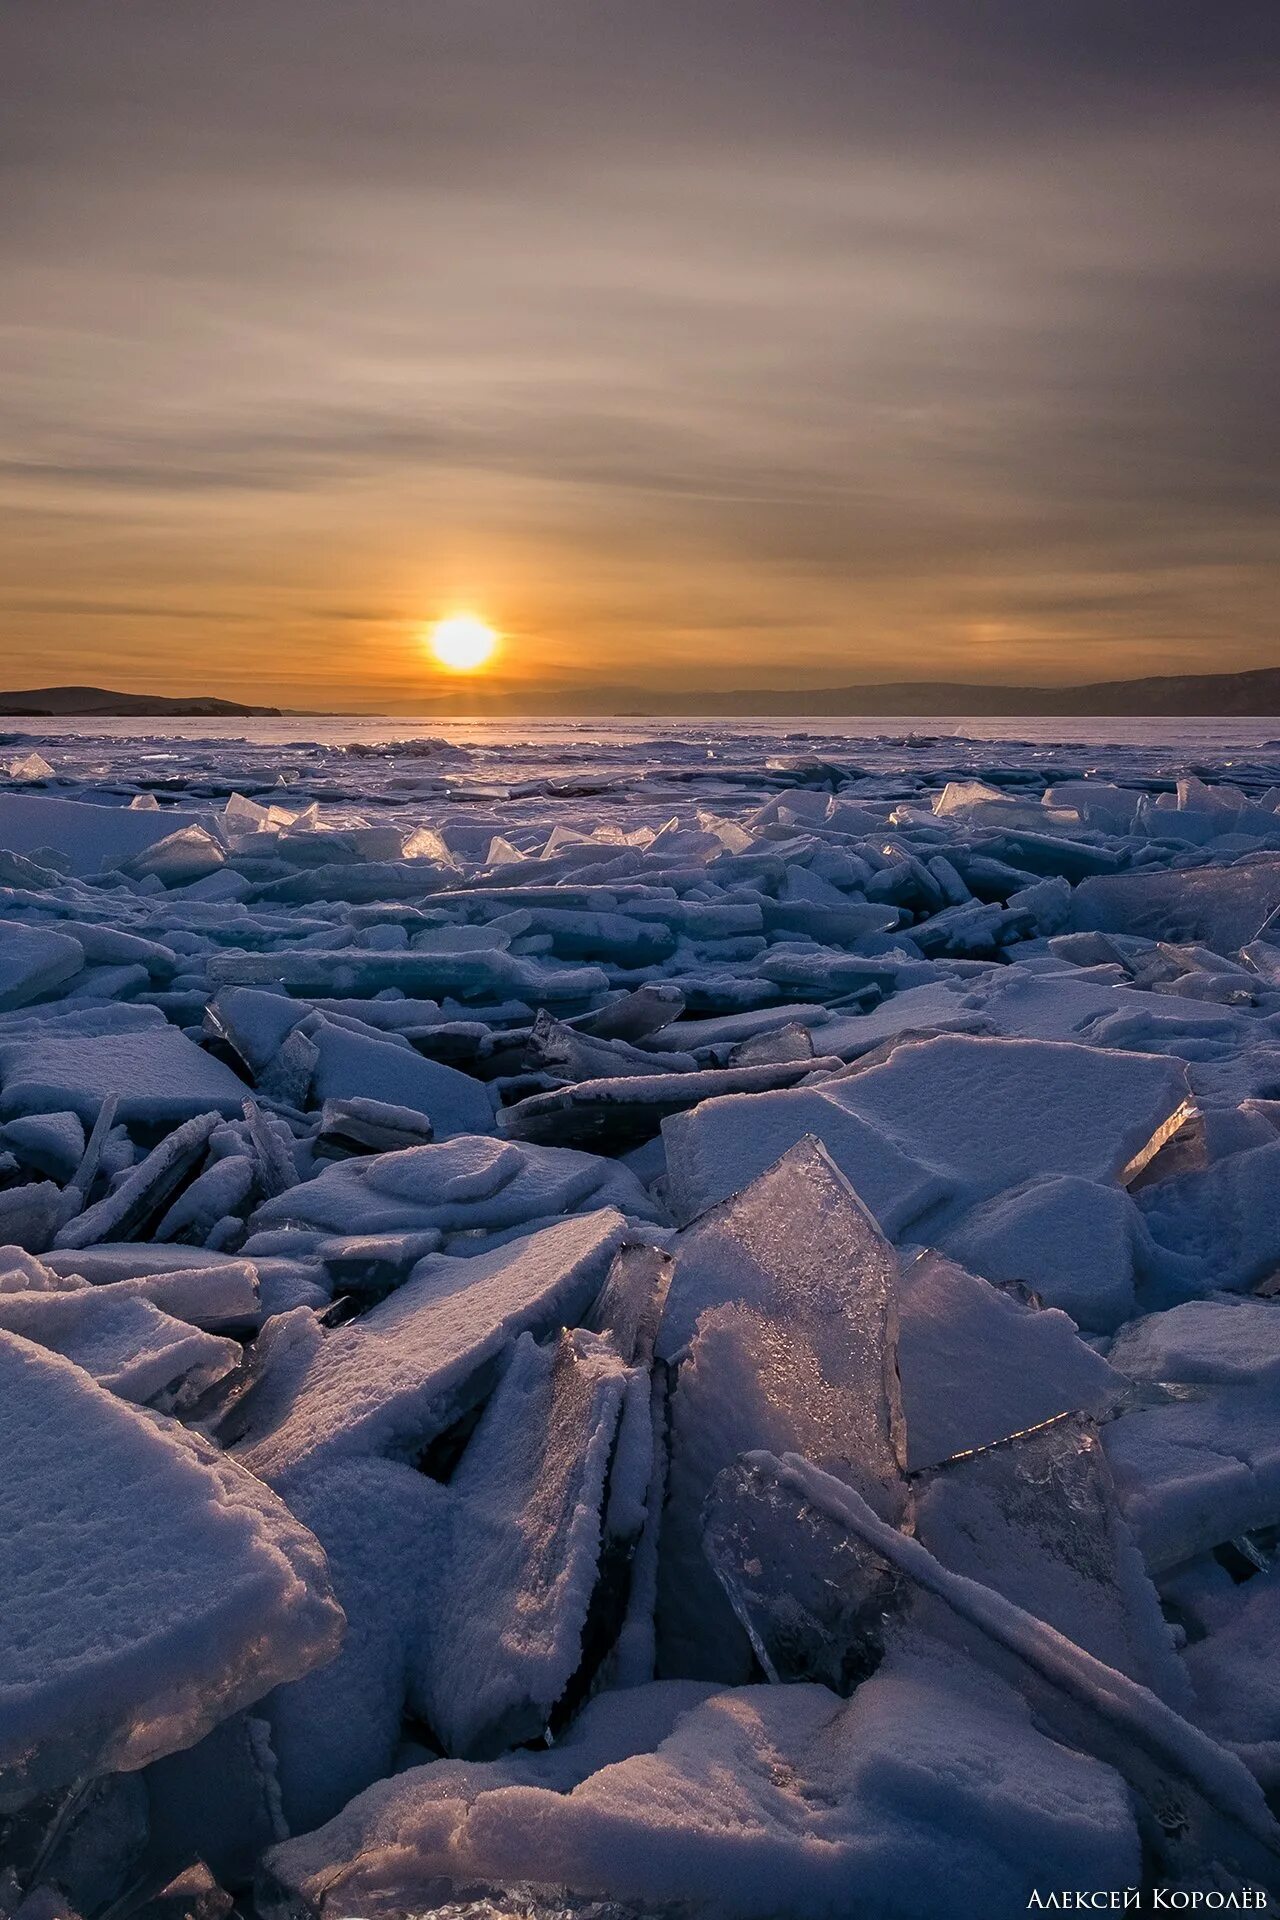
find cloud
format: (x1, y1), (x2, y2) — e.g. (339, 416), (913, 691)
(0, 1), (1275, 702)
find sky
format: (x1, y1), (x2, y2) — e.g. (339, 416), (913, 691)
(1, 1), (1277, 711)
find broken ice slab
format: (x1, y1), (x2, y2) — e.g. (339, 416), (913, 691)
(260, 1680), (720, 1918)
(1102, 1383), (1280, 1574)
(939, 1173), (1141, 1332)
(1171, 1562), (1280, 1780)
(417, 1327), (630, 1759)
(0, 920), (84, 1011)
(0, 791), (219, 876)
(832, 1033), (1192, 1217)
(527, 1010), (697, 1080)
(0, 1110), (85, 1183)
(656, 1139), (907, 1681)
(317, 1095), (435, 1154)
(1136, 1138), (1280, 1296)
(914, 1415), (1193, 1705)
(726, 1019), (815, 1065)
(661, 1079), (948, 1235)
(0, 1022), (248, 1128)
(308, 1022), (496, 1139)
(784, 978), (989, 1063)
(248, 1133), (664, 1241)
(237, 1208), (627, 1480)
(53, 1111), (224, 1250)
(118, 822), (227, 887)
(38, 1248), (262, 1330)
(1071, 861), (1280, 955)
(0, 1285), (240, 1410)
(205, 943), (610, 1005)
(0, 1327), (343, 1807)
(704, 1457), (905, 1691)
(585, 1242), (672, 1367)
(896, 1249), (1121, 1470)
(498, 1055), (844, 1151)
(145, 1712), (286, 1894)
(566, 981), (685, 1042)
(663, 1032), (1190, 1232)
(266, 1456), (451, 1833)
(1109, 1298), (1280, 1389)
(154, 1149), (256, 1243)
(739, 1450), (1280, 1893)
(0, 1180), (68, 1254)
(204, 986), (305, 1077)
(263, 1663), (1139, 1920)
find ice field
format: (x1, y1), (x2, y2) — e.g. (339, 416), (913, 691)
(3, 718), (1280, 1917)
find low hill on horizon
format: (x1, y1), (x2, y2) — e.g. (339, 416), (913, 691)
(0, 685), (282, 718)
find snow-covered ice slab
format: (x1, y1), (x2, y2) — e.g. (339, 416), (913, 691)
(661, 1082), (948, 1234)
(0, 919), (84, 1010)
(1103, 1385), (1280, 1572)
(239, 1208), (627, 1479)
(657, 1140), (907, 1680)
(262, 1660), (1139, 1920)
(264, 1455), (450, 1834)
(0, 1285), (240, 1409)
(418, 1326), (630, 1758)
(0, 1023), (247, 1127)
(0, 1328), (343, 1806)
(307, 1022), (495, 1139)
(248, 1133), (662, 1240)
(663, 1032), (1191, 1232)
(1108, 1297), (1280, 1387)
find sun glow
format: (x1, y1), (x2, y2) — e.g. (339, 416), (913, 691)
(427, 613), (499, 673)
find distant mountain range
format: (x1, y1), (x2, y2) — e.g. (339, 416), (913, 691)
(0, 686), (281, 717)
(1, 667), (1278, 719)
(614, 665), (1280, 718)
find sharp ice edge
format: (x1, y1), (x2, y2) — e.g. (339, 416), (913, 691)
(2, 728), (1280, 1913)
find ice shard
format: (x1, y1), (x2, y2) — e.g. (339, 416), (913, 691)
(914, 1414), (1193, 1704)
(896, 1248), (1121, 1469)
(656, 1139), (907, 1681)
(417, 1326), (630, 1758)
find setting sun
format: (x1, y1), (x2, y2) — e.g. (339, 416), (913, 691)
(427, 613), (499, 673)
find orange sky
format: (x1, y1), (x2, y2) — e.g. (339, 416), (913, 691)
(2, 3), (1276, 710)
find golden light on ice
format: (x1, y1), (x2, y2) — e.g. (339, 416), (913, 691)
(427, 613), (499, 672)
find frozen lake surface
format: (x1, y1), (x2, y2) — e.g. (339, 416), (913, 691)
(2, 719), (1280, 1916)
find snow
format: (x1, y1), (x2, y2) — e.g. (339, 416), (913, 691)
(0, 1286), (240, 1409)
(0, 1024), (247, 1127)
(264, 1657), (1139, 1920)
(238, 1208), (626, 1479)
(7, 721), (1280, 1910)
(0, 1327), (343, 1805)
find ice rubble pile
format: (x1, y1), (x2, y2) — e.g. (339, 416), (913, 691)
(4, 743), (1280, 1916)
